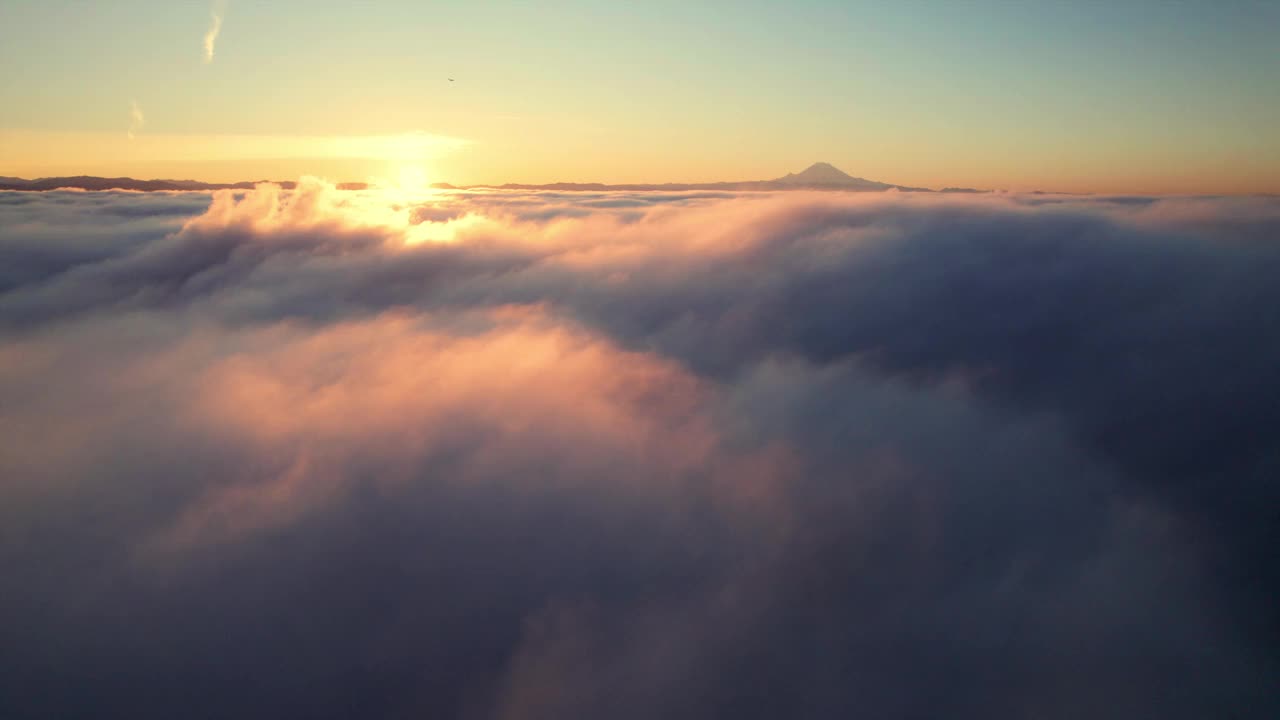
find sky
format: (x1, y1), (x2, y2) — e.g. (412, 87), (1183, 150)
(1, 0), (1277, 191)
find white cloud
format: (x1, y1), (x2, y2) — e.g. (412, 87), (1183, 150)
(127, 100), (145, 141)
(203, 3), (225, 64)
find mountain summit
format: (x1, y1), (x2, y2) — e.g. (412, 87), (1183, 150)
(773, 162), (897, 190)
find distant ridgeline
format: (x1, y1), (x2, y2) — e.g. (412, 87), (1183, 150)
(0, 164), (990, 193)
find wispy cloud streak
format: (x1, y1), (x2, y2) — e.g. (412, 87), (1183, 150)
(202, 3), (225, 64)
(127, 100), (145, 140)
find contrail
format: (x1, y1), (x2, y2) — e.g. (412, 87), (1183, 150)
(128, 100), (145, 140)
(203, 3), (225, 64)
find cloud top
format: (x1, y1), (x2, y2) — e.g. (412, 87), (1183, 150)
(1, 185), (1277, 718)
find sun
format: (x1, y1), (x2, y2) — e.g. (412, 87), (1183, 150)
(369, 163), (435, 203)
(397, 165), (430, 193)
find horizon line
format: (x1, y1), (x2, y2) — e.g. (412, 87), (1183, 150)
(4, 172), (1278, 198)
(0, 174), (1044, 196)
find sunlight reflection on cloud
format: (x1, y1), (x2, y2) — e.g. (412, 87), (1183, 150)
(1, 184), (1277, 718)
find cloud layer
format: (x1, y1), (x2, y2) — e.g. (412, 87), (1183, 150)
(1, 184), (1278, 718)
